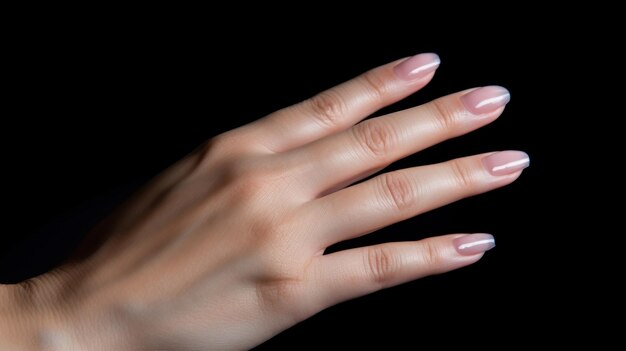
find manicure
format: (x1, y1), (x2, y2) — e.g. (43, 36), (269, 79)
(454, 233), (496, 256)
(394, 53), (440, 82)
(461, 86), (510, 115)
(482, 151), (530, 176)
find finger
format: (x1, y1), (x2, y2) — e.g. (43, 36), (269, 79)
(308, 151), (529, 247)
(287, 86), (511, 195)
(306, 233), (495, 310)
(253, 53), (441, 152)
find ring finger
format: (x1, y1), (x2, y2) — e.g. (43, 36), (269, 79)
(307, 151), (530, 248)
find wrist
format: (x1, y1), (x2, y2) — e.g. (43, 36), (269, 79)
(0, 269), (139, 351)
(1, 283), (31, 350)
(0, 281), (56, 350)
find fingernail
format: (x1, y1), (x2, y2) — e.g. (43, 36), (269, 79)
(482, 151), (530, 176)
(454, 233), (495, 256)
(460, 86), (510, 115)
(393, 53), (440, 82)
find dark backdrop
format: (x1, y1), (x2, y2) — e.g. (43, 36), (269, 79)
(2, 20), (560, 348)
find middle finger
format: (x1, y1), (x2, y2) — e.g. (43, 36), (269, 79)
(285, 86), (510, 197)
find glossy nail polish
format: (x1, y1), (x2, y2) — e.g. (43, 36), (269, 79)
(454, 233), (496, 255)
(482, 151), (530, 176)
(393, 53), (440, 81)
(461, 86), (510, 115)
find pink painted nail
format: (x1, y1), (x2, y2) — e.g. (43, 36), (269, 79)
(454, 233), (495, 256)
(393, 53), (440, 81)
(460, 86), (510, 115)
(482, 151), (530, 176)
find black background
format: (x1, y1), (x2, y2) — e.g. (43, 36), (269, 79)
(1, 16), (563, 348)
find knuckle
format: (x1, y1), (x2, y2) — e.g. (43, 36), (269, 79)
(417, 240), (441, 268)
(207, 129), (253, 154)
(255, 278), (303, 316)
(249, 214), (296, 247)
(221, 159), (269, 200)
(377, 172), (416, 211)
(215, 155), (297, 213)
(308, 91), (347, 128)
(364, 246), (400, 287)
(249, 216), (281, 243)
(430, 98), (460, 132)
(254, 250), (308, 319)
(360, 70), (389, 103)
(205, 133), (234, 157)
(353, 120), (396, 158)
(449, 159), (475, 189)
(222, 158), (254, 181)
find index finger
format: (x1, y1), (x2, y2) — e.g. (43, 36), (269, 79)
(252, 53), (441, 152)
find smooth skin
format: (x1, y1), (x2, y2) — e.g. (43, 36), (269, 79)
(0, 53), (528, 350)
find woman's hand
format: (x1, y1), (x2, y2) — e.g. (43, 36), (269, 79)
(0, 53), (528, 350)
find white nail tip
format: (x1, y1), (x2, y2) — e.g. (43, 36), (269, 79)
(474, 93), (510, 109)
(457, 238), (496, 250)
(491, 158), (530, 173)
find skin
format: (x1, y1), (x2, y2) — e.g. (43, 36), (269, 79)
(0, 55), (526, 350)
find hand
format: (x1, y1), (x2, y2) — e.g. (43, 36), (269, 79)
(0, 53), (528, 350)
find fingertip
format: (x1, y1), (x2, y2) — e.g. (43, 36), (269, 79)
(482, 151), (530, 177)
(460, 86), (511, 115)
(453, 233), (495, 256)
(393, 53), (441, 82)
